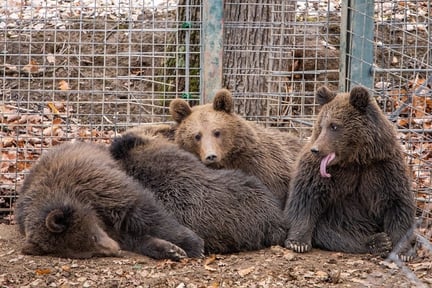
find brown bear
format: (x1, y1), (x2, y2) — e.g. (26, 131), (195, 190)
(169, 88), (303, 208)
(15, 141), (204, 260)
(109, 132), (287, 254)
(284, 86), (416, 261)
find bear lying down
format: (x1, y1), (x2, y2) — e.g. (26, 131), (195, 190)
(15, 142), (204, 260)
(110, 132), (288, 254)
(284, 86), (417, 261)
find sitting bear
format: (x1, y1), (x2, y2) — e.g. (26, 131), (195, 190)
(284, 86), (416, 261)
(15, 142), (204, 260)
(110, 133), (287, 254)
(169, 88), (303, 208)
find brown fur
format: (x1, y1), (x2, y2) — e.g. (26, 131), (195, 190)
(169, 88), (303, 207)
(284, 86), (416, 260)
(15, 142), (204, 259)
(125, 123), (177, 141)
(110, 133), (287, 254)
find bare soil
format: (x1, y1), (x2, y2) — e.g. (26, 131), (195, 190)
(1, 224), (431, 288)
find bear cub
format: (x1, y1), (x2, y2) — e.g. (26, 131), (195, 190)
(110, 132), (287, 254)
(169, 88), (303, 208)
(15, 142), (204, 260)
(284, 86), (416, 261)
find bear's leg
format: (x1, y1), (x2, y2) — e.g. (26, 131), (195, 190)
(383, 206), (417, 261)
(155, 225), (205, 258)
(284, 213), (316, 253)
(124, 198), (205, 258)
(312, 222), (393, 256)
(284, 183), (326, 253)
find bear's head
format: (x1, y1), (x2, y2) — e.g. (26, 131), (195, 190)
(170, 89), (249, 167)
(310, 86), (397, 177)
(22, 203), (121, 258)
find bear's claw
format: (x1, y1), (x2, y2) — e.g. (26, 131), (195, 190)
(285, 240), (311, 253)
(166, 245), (188, 261)
(366, 232), (393, 256)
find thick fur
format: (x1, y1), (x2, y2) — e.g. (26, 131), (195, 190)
(110, 133), (287, 254)
(284, 86), (416, 260)
(15, 142), (204, 260)
(125, 123), (177, 141)
(169, 88), (303, 208)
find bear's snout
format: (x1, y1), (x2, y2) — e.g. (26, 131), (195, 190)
(204, 153), (218, 163)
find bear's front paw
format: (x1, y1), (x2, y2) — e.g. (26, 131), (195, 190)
(366, 232), (392, 257)
(285, 239), (312, 253)
(397, 253), (415, 262)
(394, 241), (416, 262)
(165, 244), (188, 261)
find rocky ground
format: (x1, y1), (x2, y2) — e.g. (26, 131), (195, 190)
(1, 224), (432, 288)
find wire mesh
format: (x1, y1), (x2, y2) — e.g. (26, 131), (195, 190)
(372, 0), (432, 256)
(0, 0), (201, 216)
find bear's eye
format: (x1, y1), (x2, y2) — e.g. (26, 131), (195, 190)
(92, 235), (98, 242)
(213, 130), (221, 138)
(194, 134), (201, 141)
(330, 123), (338, 131)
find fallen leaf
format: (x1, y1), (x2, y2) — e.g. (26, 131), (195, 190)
(61, 265), (70, 272)
(42, 125), (60, 136)
(47, 102), (60, 114)
(204, 254), (217, 271)
(46, 53), (55, 64)
(35, 268), (51, 275)
(53, 118), (62, 125)
(238, 266), (254, 277)
(58, 80), (70, 91)
(22, 59), (40, 74)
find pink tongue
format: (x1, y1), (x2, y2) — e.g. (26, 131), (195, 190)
(320, 153), (336, 178)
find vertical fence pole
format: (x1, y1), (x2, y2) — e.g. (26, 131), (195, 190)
(339, 0), (375, 92)
(201, 1), (224, 103)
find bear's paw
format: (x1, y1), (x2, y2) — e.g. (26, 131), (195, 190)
(285, 239), (312, 253)
(365, 232), (392, 257)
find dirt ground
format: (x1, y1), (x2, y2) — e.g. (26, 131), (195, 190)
(1, 224), (431, 288)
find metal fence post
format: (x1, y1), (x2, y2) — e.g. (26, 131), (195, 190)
(339, 0), (375, 92)
(201, 0), (224, 103)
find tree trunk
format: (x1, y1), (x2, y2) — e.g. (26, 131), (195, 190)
(172, 1), (296, 116)
(223, 1), (296, 118)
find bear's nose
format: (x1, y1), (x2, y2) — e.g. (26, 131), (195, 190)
(310, 147), (319, 154)
(205, 154), (217, 162)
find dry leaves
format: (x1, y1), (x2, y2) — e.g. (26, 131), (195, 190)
(58, 80), (71, 90)
(204, 254), (217, 271)
(0, 102), (116, 215)
(384, 76), (432, 218)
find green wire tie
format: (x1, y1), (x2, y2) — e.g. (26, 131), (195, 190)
(181, 92), (192, 99)
(181, 22), (191, 29)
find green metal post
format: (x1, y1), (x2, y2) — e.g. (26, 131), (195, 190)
(201, 1), (224, 103)
(340, 0), (375, 92)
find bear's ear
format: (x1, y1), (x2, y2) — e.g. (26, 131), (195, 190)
(45, 208), (71, 233)
(349, 86), (370, 113)
(169, 99), (192, 123)
(110, 133), (148, 160)
(316, 86), (337, 105)
(213, 89), (234, 113)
